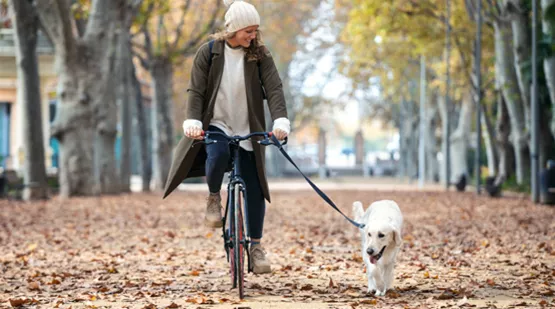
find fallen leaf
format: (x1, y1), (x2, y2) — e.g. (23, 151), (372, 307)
(360, 299), (377, 305)
(49, 278), (61, 285)
(300, 284), (313, 291)
(28, 281), (40, 291)
(9, 299), (30, 307)
(436, 289), (458, 300)
(189, 270), (200, 276)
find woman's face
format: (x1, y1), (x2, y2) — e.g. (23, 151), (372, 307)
(229, 25), (258, 48)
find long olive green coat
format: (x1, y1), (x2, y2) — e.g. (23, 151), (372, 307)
(163, 40), (287, 202)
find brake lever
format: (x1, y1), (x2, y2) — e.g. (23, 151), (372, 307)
(260, 136), (288, 146)
(259, 139), (273, 146)
(204, 138), (217, 145)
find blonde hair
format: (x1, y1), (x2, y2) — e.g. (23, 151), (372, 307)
(210, 29), (264, 61)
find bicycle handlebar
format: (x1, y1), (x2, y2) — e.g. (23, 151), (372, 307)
(200, 130), (287, 146)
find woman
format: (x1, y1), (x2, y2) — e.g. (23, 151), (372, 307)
(163, 0), (290, 274)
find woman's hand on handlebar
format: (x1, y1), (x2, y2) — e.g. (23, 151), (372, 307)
(272, 128), (288, 141)
(184, 126), (204, 140)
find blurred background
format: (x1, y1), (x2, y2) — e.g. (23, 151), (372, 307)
(1, 0), (554, 204)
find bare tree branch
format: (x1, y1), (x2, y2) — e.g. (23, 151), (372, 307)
(36, 0), (78, 65)
(142, 24), (154, 59)
(83, 0), (117, 43)
(176, 0), (221, 57)
(465, 0), (477, 21)
(131, 0), (154, 53)
(133, 49), (150, 70)
(156, 10), (163, 54)
(170, 0), (192, 52)
(123, 0), (143, 28)
(452, 34), (475, 93)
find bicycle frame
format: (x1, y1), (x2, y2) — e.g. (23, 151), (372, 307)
(222, 141), (251, 271)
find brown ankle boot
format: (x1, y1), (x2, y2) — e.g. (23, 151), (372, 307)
(205, 192), (223, 228)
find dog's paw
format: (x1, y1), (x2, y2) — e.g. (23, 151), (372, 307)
(375, 289), (386, 297)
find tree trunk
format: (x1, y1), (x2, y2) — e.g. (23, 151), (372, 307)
(398, 99), (418, 180)
(438, 94), (453, 184)
(407, 116), (419, 180)
(494, 20), (530, 184)
(540, 93), (555, 168)
(9, 0), (49, 200)
(150, 57), (174, 191)
(541, 0), (555, 140)
(354, 130), (364, 166)
(52, 75), (97, 197)
(425, 91), (439, 182)
(450, 93), (474, 181)
(131, 63), (151, 191)
(95, 28), (120, 195)
(495, 90), (515, 185)
(117, 29), (133, 192)
(36, 0), (118, 197)
(505, 0), (531, 131)
(482, 103), (498, 176)
(397, 100), (408, 178)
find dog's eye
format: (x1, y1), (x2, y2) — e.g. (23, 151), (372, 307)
(368, 233), (371, 237)
(378, 232), (385, 238)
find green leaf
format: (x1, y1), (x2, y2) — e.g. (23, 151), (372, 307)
(544, 2), (555, 24)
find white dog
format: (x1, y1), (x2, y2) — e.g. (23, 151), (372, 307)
(353, 200), (403, 296)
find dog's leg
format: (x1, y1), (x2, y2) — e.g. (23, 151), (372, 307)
(383, 262), (395, 292)
(365, 262), (377, 293)
(383, 250), (399, 292)
(362, 242), (376, 293)
(371, 265), (386, 296)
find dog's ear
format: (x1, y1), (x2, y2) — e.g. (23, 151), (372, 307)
(352, 201), (364, 221)
(391, 224), (403, 247)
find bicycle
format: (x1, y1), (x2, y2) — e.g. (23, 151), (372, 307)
(198, 130), (286, 299)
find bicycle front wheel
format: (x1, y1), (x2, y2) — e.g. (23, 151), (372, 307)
(233, 183), (246, 299)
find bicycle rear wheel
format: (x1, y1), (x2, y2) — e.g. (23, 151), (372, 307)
(228, 192), (236, 289)
(233, 183), (246, 299)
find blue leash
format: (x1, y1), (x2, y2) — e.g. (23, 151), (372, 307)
(269, 135), (365, 229)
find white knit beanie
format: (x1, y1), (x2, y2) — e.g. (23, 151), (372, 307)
(223, 0), (260, 33)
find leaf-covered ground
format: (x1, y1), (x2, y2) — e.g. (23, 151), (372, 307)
(0, 186), (554, 308)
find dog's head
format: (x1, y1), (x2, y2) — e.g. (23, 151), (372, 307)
(362, 222), (402, 264)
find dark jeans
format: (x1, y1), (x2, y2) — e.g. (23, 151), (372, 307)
(205, 126), (266, 239)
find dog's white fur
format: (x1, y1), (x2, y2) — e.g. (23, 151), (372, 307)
(353, 200), (403, 296)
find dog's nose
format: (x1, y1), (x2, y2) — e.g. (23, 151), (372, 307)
(366, 248), (374, 256)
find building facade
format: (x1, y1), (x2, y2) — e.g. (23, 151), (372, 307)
(0, 7), (57, 173)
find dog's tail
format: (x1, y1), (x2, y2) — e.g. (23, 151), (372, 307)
(352, 201), (364, 221)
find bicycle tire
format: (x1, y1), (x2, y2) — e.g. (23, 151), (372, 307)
(228, 189), (237, 289)
(234, 183), (245, 299)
